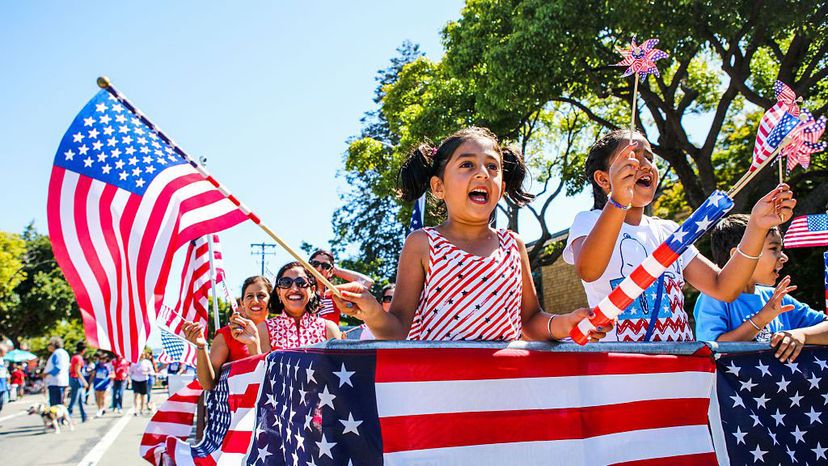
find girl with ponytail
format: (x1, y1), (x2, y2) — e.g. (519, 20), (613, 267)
(332, 127), (609, 342)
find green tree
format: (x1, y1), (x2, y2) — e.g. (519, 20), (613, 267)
(0, 225), (80, 347)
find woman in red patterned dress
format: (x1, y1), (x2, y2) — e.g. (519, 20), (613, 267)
(234, 262), (340, 353)
(333, 127), (613, 342)
(182, 275), (271, 390)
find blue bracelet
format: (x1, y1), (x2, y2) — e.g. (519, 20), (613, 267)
(606, 194), (631, 211)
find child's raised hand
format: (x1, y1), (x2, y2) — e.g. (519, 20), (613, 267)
(331, 282), (383, 322)
(607, 142), (639, 207)
(749, 183), (796, 229)
(759, 275), (796, 318)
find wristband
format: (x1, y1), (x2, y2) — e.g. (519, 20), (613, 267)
(606, 194), (631, 211)
(736, 245), (762, 260)
(547, 314), (558, 339)
(747, 317), (762, 331)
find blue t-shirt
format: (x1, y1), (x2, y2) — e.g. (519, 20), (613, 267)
(694, 286), (828, 341)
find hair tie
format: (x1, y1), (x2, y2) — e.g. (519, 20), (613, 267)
(431, 147), (438, 156)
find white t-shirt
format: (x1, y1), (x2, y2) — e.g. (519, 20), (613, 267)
(129, 359), (154, 382)
(563, 210), (699, 342)
(44, 348), (70, 387)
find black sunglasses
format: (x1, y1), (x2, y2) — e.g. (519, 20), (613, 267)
(275, 277), (312, 289)
(381, 295), (393, 303)
(309, 260), (333, 271)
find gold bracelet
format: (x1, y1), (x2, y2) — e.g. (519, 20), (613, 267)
(547, 314), (558, 339)
(747, 317), (762, 331)
(736, 246), (762, 260)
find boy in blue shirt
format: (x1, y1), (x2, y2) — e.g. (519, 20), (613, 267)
(695, 214), (828, 362)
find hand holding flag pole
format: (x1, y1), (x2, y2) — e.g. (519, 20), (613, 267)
(95, 77), (344, 299)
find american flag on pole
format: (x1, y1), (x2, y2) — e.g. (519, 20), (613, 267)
(751, 81), (802, 171)
(783, 214), (828, 248)
(158, 329), (197, 366)
(406, 194), (425, 236)
(48, 89), (249, 361)
(140, 378), (202, 465)
(571, 191), (735, 344)
(708, 347), (828, 465)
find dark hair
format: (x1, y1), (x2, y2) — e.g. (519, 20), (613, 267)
(75, 341), (86, 353)
(585, 129), (640, 210)
(269, 261), (320, 315)
(711, 214), (781, 268)
(240, 275), (273, 297)
(398, 126), (535, 207)
(309, 249), (335, 264)
(380, 283), (396, 297)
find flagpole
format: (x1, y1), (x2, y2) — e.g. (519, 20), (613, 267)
(728, 135), (795, 198)
(96, 76), (343, 299)
(629, 77), (639, 142)
(206, 235), (221, 335)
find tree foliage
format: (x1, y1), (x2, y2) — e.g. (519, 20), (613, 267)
(0, 225), (80, 347)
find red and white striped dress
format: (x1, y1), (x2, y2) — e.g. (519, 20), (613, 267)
(407, 227), (523, 341)
(265, 312), (327, 350)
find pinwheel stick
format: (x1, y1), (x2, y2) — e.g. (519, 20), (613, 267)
(95, 76), (344, 299)
(629, 77), (640, 142)
(778, 155), (785, 185)
(729, 136), (794, 198)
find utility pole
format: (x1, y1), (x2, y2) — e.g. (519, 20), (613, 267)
(250, 242), (278, 276)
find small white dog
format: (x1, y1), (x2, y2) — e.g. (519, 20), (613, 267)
(27, 402), (75, 434)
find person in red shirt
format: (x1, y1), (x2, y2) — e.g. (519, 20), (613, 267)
(9, 364), (24, 401)
(110, 356), (130, 414)
(66, 341), (88, 422)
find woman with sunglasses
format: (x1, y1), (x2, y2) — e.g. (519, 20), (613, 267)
(181, 275), (272, 390)
(233, 262), (340, 353)
(359, 284), (395, 340)
(309, 249), (374, 325)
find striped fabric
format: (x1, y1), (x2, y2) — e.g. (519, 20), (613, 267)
(571, 191), (734, 344)
(783, 214), (828, 248)
(407, 228), (522, 341)
(47, 89), (248, 361)
(176, 235), (231, 327)
(158, 329), (197, 366)
(140, 379), (202, 465)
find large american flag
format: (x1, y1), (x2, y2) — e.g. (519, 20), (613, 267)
(751, 81), (802, 171)
(709, 347), (828, 465)
(158, 329), (197, 366)
(140, 378), (202, 465)
(571, 191), (734, 344)
(48, 89), (249, 361)
(783, 214), (828, 248)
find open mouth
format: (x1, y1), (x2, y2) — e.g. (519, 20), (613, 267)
(285, 293), (303, 302)
(635, 173), (653, 188)
(468, 187), (489, 204)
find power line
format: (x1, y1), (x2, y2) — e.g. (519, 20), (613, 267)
(250, 242), (278, 276)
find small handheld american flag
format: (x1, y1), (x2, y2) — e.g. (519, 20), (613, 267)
(570, 191), (734, 344)
(783, 214), (828, 249)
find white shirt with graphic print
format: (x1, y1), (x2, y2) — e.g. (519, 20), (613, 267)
(563, 210), (699, 342)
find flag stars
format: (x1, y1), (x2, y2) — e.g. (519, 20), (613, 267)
(72, 132), (84, 143)
(790, 391), (804, 407)
(83, 157), (93, 168)
(111, 148), (122, 158)
(119, 171), (128, 181)
(99, 115), (112, 125)
(695, 216), (712, 231)
(102, 164), (112, 175)
(78, 144), (89, 155)
(815, 357), (828, 371)
(726, 361), (741, 377)
(111, 103), (123, 113)
(64, 149), (75, 160)
(786, 446), (797, 463)
(97, 152), (107, 162)
(95, 102), (108, 113)
(318, 385), (336, 409)
(333, 363), (355, 388)
(740, 378), (757, 392)
(256, 445), (271, 465)
(122, 135), (133, 145)
(315, 433), (336, 460)
(756, 360), (771, 377)
(749, 444), (767, 463)
(115, 160), (125, 170)
(128, 156), (138, 166)
(115, 114), (126, 124)
(753, 393), (770, 409)
(339, 412), (362, 435)
(814, 442), (828, 461)
(107, 137), (117, 147)
(131, 167), (142, 177)
(807, 373), (821, 389)
(784, 361), (801, 375)
(771, 408), (786, 426)
(140, 145), (150, 154)
(145, 165), (155, 175)
(119, 125), (130, 134)
(732, 426), (747, 444)
(137, 136), (148, 145)
(103, 125), (114, 135)
(83, 116), (95, 126)
(777, 376), (791, 393)
(791, 425), (807, 443)
(806, 407), (822, 424)
(88, 128), (99, 139)
(92, 141), (103, 151)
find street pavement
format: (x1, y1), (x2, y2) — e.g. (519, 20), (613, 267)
(0, 387), (174, 466)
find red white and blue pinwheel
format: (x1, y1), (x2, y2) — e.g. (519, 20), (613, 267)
(784, 109), (827, 172)
(615, 38), (669, 79)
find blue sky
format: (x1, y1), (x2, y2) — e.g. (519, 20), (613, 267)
(1, 1), (609, 345)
